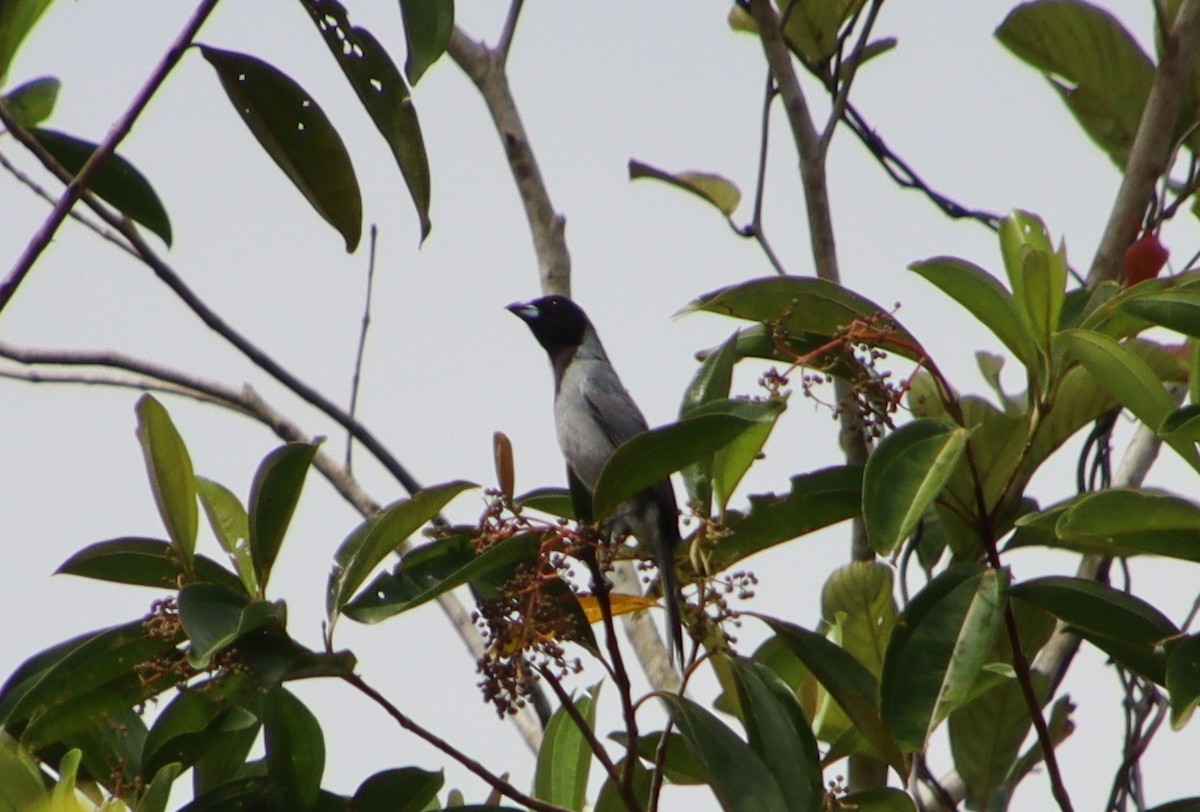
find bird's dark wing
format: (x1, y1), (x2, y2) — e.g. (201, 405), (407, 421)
(581, 368), (650, 450)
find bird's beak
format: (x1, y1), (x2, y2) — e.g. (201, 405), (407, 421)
(506, 301), (539, 321)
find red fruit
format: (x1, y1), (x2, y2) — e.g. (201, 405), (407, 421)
(1122, 232), (1169, 287)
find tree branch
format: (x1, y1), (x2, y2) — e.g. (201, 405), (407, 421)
(0, 0), (221, 317)
(1088, 0), (1200, 284)
(447, 28), (571, 297)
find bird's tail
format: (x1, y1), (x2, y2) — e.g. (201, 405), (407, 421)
(661, 552), (685, 666)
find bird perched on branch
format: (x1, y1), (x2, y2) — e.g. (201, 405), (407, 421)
(507, 294), (685, 663)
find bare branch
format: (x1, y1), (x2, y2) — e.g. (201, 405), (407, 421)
(820, 0), (885, 147)
(347, 224), (379, 473)
(447, 28), (571, 297)
(497, 0), (526, 64)
(0, 0), (222, 316)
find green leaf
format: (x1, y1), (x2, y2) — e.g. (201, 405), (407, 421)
(880, 565), (1007, 751)
(141, 675), (259, 778)
(821, 561), (897, 679)
(1009, 575), (1178, 683)
(594, 756), (652, 812)
(1146, 800), (1200, 812)
(56, 537), (247, 595)
(1, 75), (59, 127)
(712, 466), (861, 572)
(0, 733), (49, 810)
(1009, 491), (1200, 563)
(1167, 634), (1200, 729)
(196, 476), (256, 594)
(1161, 403), (1200, 440)
(200, 46), (362, 251)
(352, 767), (444, 812)
(591, 413), (761, 521)
(514, 487), (575, 520)
(5, 622), (182, 749)
(997, 210), (1066, 355)
(680, 331), (741, 512)
(31, 127), (173, 245)
(629, 159), (742, 217)
(656, 694), (790, 812)
(0, 0), (54, 83)
(136, 762), (183, 812)
(135, 394), (197, 568)
(534, 684), (599, 810)
(328, 480), (475, 618)
(264, 688), (324, 811)
(248, 442), (318, 591)
(910, 256), (1040, 376)
(344, 532), (541, 623)
(399, 0), (454, 85)
(862, 419), (970, 555)
(729, 658), (822, 812)
(837, 789), (917, 812)
(754, 615), (905, 773)
(778, 0), (862, 62)
(682, 276), (923, 362)
(1119, 288), (1200, 338)
(689, 397), (786, 514)
(1057, 329), (1200, 471)
(997, 0), (1154, 168)
(178, 583), (251, 668)
(297, 1), (431, 239)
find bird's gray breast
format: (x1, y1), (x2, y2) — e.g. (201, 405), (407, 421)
(554, 356), (647, 490)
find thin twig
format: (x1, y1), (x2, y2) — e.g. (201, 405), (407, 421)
(497, 0), (526, 63)
(346, 224), (379, 472)
(820, 0), (885, 147)
(0, 0), (222, 316)
(735, 72), (788, 276)
(342, 671), (569, 812)
(0, 148), (138, 258)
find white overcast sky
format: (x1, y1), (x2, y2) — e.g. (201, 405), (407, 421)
(2, 0), (1199, 809)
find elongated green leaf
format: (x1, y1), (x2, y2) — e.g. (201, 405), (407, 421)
(248, 442), (318, 590)
(136, 394), (197, 568)
(595, 756), (652, 812)
(863, 419), (970, 555)
(298, 0), (431, 239)
(136, 762), (183, 812)
(1119, 289), (1200, 338)
(534, 685), (599, 810)
(997, 0), (1154, 168)
(0, 0), (54, 83)
(31, 128), (172, 244)
(881, 565), (1007, 750)
(178, 583), (250, 668)
(689, 397), (786, 513)
(1, 75), (59, 127)
(1057, 329), (1200, 471)
(821, 561), (897, 679)
(328, 481), (475, 618)
(56, 537), (246, 595)
(713, 466), (861, 571)
(682, 276), (923, 361)
(0, 733), (45, 809)
(264, 688), (324, 811)
(779, 0), (860, 62)
(630, 159), (742, 217)
(6, 622), (182, 749)
(657, 694), (790, 812)
(754, 615), (905, 773)
(1146, 800), (1200, 812)
(196, 476), (256, 594)
(200, 46), (362, 251)
(592, 413), (758, 521)
(1162, 403), (1200, 440)
(514, 487), (574, 520)
(344, 532), (541, 623)
(680, 331), (741, 512)
(141, 675), (259, 778)
(910, 256), (1040, 375)
(1167, 634), (1200, 729)
(1008, 490), (1200, 562)
(352, 767), (444, 812)
(1010, 575), (1178, 683)
(729, 659), (822, 812)
(399, 0), (454, 85)
(838, 789), (917, 812)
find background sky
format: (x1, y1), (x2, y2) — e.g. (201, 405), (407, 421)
(2, 0), (1199, 809)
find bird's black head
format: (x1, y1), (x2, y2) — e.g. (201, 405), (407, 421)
(506, 295), (590, 354)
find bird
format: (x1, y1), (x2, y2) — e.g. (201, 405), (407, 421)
(507, 294), (685, 663)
